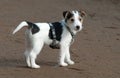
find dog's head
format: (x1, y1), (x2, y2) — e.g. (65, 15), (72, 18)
(63, 10), (86, 32)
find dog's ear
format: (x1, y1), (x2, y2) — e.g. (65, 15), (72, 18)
(79, 11), (86, 17)
(63, 11), (69, 18)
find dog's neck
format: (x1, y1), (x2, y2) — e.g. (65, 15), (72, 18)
(61, 20), (77, 36)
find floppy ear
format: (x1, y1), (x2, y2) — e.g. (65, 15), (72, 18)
(79, 11), (86, 17)
(63, 11), (69, 18)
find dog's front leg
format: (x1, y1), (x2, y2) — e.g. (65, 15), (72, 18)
(65, 47), (75, 65)
(59, 44), (69, 66)
(59, 43), (75, 66)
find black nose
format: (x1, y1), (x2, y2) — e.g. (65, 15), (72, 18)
(76, 26), (80, 30)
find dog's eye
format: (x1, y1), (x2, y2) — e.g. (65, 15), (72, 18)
(71, 19), (74, 22)
(79, 18), (82, 21)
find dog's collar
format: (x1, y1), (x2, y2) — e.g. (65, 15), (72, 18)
(65, 25), (75, 39)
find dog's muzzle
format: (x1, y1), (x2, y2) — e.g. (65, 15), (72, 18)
(75, 25), (82, 31)
(76, 26), (80, 30)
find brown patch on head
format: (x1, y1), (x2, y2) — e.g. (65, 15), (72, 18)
(79, 11), (86, 23)
(79, 17), (83, 23)
(69, 17), (75, 23)
(79, 11), (86, 17)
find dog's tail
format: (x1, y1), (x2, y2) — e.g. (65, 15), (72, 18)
(12, 21), (28, 34)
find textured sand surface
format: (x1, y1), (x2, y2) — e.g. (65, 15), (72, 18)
(0, 0), (120, 78)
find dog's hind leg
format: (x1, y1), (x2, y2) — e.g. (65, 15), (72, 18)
(24, 34), (32, 68)
(29, 39), (44, 68)
(24, 50), (31, 67)
(25, 37), (44, 68)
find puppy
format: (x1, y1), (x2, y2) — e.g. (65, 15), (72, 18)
(13, 10), (86, 68)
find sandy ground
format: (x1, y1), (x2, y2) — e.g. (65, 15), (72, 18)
(0, 0), (120, 78)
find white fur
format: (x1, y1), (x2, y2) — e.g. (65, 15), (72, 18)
(13, 11), (83, 68)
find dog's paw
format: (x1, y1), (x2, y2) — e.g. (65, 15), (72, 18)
(31, 64), (40, 69)
(59, 62), (68, 67)
(67, 60), (75, 65)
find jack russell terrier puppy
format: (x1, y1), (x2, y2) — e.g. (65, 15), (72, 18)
(13, 10), (86, 68)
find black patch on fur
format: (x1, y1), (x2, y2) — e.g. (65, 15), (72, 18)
(49, 22), (63, 41)
(65, 12), (74, 22)
(26, 21), (40, 34)
(63, 11), (68, 18)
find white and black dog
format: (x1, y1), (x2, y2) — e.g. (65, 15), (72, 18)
(13, 10), (86, 68)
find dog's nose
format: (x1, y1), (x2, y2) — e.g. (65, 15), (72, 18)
(76, 26), (80, 30)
